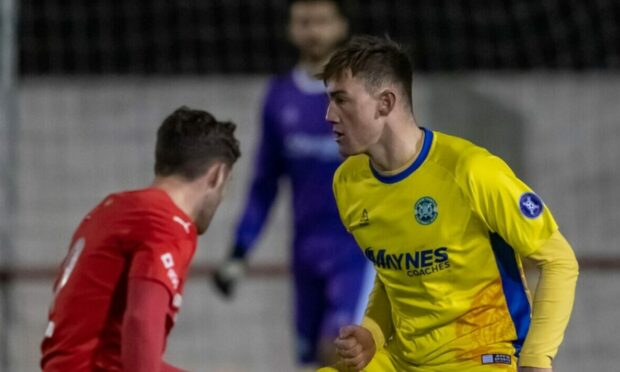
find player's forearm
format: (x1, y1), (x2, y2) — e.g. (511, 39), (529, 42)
(123, 314), (164, 372)
(233, 115), (284, 252)
(361, 275), (393, 348)
(520, 230), (579, 368)
(233, 182), (280, 253)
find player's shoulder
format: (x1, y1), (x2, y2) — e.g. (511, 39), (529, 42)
(268, 68), (325, 96)
(266, 71), (296, 94)
(432, 132), (513, 190)
(430, 130), (509, 180)
(261, 73), (295, 112)
(117, 188), (195, 237)
(333, 154), (371, 186)
(108, 188), (166, 212)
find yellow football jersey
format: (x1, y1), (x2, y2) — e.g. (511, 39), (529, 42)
(332, 128), (558, 368)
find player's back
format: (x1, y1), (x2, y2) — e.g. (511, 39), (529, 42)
(41, 188), (195, 371)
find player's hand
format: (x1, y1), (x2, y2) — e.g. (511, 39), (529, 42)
(519, 368), (553, 372)
(334, 325), (376, 371)
(212, 259), (245, 298)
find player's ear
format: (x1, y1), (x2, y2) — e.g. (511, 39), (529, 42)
(204, 162), (229, 191)
(377, 89), (396, 117)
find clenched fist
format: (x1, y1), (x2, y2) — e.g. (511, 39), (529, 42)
(334, 325), (376, 371)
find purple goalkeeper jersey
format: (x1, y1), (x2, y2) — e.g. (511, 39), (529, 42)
(234, 68), (363, 273)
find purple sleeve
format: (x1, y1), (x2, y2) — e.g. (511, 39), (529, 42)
(232, 83), (285, 256)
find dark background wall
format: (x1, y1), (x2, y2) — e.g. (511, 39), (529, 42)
(19, 0), (620, 75)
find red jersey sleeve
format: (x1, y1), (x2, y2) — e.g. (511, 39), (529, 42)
(122, 278), (170, 372)
(129, 246), (182, 295)
(127, 211), (195, 296)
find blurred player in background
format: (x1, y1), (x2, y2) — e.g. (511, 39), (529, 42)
(41, 107), (240, 372)
(319, 36), (579, 371)
(212, 0), (373, 366)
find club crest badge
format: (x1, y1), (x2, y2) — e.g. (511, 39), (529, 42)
(414, 197), (438, 225)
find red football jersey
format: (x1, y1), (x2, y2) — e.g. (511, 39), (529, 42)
(41, 188), (197, 371)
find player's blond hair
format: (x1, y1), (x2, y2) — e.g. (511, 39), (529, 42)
(320, 35), (413, 111)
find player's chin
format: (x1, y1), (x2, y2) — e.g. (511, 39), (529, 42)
(337, 142), (363, 158)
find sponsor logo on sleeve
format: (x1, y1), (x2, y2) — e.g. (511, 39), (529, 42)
(160, 253), (180, 290)
(172, 293), (183, 309)
(44, 321), (55, 338)
(519, 192), (544, 219)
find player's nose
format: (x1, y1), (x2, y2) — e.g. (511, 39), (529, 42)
(325, 101), (338, 125)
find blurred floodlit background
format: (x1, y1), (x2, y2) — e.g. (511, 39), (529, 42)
(1, 1), (620, 371)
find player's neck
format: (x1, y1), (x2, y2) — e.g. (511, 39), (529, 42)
(368, 116), (424, 173)
(150, 176), (198, 222)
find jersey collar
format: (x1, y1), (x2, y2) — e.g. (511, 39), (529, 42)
(369, 127), (433, 184)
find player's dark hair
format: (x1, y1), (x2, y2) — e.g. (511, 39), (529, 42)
(288, 0), (349, 19)
(155, 106), (241, 180)
(320, 35), (413, 110)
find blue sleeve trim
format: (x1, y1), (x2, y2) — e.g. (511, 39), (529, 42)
(490, 232), (532, 356)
